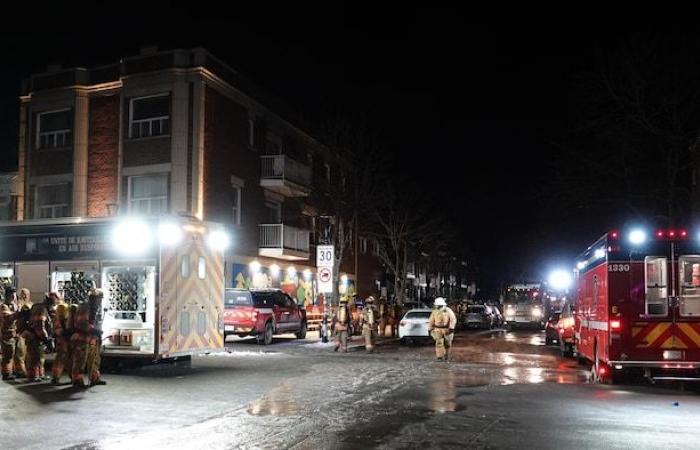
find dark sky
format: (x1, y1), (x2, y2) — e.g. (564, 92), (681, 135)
(0, 5), (631, 295)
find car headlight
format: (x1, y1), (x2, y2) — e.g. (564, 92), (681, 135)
(532, 308), (542, 318)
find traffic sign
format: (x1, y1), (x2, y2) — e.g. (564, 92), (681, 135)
(316, 245), (334, 268)
(318, 267), (333, 293)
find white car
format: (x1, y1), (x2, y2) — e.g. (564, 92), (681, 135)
(398, 308), (433, 344)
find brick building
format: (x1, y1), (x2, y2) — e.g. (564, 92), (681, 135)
(15, 46), (386, 300)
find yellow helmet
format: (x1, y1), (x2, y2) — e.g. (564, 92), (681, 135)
(55, 303), (70, 321)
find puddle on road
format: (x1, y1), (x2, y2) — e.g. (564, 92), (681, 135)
(247, 382), (300, 416)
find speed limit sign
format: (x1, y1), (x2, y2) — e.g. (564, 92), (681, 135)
(316, 245), (334, 268)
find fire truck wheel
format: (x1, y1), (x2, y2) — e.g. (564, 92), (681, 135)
(295, 321), (307, 339)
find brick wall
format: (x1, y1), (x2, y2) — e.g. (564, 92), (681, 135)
(87, 94), (120, 217)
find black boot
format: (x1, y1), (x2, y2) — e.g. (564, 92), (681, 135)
(2, 374), (15, 381)
(90, 379), (107, 386)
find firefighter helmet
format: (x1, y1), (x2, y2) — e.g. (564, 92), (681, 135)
(434, 297), (447, 307)
(365, 296), (375, 303)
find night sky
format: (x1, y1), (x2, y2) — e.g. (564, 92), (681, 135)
(0, 6), (677, 296)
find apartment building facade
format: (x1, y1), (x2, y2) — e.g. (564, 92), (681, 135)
(14, 46), (387, 300)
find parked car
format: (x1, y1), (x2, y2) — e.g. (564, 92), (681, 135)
(464, 304), (494, 329)
(545, 311), (562, 345)
(557, 302), (576, 357)
(223, 288), (307, 345)
(398, 308), (433, 344)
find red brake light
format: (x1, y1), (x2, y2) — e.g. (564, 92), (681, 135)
(610, 231), (618, 239)
(681, 230), (688, 238)
(599, 366), (607, 375)
(610, 320), (621, 331)
(669, 230), (676, 237)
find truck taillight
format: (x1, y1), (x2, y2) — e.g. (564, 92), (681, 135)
(610, 320), (621, 331)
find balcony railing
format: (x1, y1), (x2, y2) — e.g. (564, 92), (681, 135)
(259, 224), (310, 254)
(260, 155), (311, 195)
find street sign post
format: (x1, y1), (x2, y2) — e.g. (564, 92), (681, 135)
(316, 244), (335, 343)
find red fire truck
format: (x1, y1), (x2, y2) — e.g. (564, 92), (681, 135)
(574, 227), (700, 384)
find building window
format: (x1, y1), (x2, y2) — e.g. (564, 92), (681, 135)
(129, 94), (170, 139)
(265, 136), (282, 155)
(35, 183), (70, 219)
(37, 109), (72, 149)
(360, 237), (368, 254)
(324, 163), (331, 184)
(232, 185), (242, 226)
(265, 201), (282, 223)
(128, 174), (168, 215)
(248, 118), (256, 149)
(372, 240), (380, 256)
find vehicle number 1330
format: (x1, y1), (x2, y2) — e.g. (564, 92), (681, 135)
(608, 264), (630, 272)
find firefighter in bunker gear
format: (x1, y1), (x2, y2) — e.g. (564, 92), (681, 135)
(333, 296), (352, 352)
(71, 289), (106, 387)
(360, 296), (378, 352)
(21, 294), (54, 382)
(15, 288), (33, 377)
(429, 297), (457, 361)
(51, 295), (72, 385)
(1, 286), (28, 380)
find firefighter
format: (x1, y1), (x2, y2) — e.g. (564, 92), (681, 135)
(429, 297), (457, 361)
(14, 288), (33, 378)
(1, 286), (26, 380)
(359, 295), (378, 353)
(51, 293), (72, 385)
(332, 296), (352, 352)
(71, 289), (106, 387)
(22, 293), (55, 382)
(377, 296), (388, 337)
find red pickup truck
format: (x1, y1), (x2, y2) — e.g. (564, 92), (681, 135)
(223, 288), (307, 345)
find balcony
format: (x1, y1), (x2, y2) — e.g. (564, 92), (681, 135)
(260, 155), (311, 197)
(259, 224), (310, 261)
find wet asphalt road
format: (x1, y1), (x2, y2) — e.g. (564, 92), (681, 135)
(1, 328), (699, 449)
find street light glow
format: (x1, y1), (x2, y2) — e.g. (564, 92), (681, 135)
(548, 269), (572, 291)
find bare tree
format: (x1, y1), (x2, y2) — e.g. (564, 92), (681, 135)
(317, 111), (387, 305)
(554, 35), (700, 226)
(367, 181), (448, 304)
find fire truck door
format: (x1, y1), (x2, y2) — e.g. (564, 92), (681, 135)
(675, 255), (700, 349)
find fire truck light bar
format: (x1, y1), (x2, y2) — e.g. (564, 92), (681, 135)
(655, 229), (689, 240)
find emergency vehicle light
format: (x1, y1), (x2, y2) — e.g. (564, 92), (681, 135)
(207, 230), (231, 251)
(654, 229), (689, 240)
(111, 217), (153, 256)
(628, 229), (647, 245)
